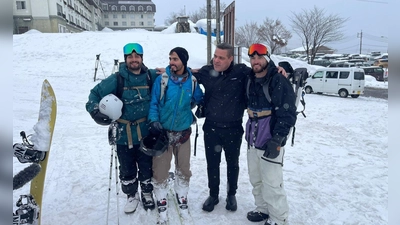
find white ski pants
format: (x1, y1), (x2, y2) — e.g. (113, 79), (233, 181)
(247, 146), (288, 225)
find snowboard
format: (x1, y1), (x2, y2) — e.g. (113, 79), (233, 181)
(28, 79), (57, 224)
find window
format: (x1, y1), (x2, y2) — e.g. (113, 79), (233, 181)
(16, 1), (26, 9)
(130, 15), (135, 19)
(141, 14), (143, 18)
(312, 71), (323, 79)
(56, 3), (63, 16)
(138, 6), (143, 11)
(104, 14), (108, 18)
(121, 5), (126, 11)
(129, 5), (135, 11)
(339, 72), (350, 79)
(354, 72), (365, 80)
(146, 6), (152, 11)
(122, 21), (127, 26)
(105, 21), (109, 26)
(131, 21), (135, 26)
(111, 5), (117, 11)
(139, 21), (144, 26)
(102, 4), (108, 10)
(326, 71), (338, 79)
(113, 14), (117, 18)
(147, 14), (152, 19)
(147, 21), (152, 26)
(122, 14), (126, 18)
(113, 22), (118, 26)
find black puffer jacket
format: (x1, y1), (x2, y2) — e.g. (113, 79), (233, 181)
(193, 62), (251, 126)
(246, 63), (297, 138)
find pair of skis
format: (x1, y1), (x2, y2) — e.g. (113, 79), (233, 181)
(156, 172), (194, 225)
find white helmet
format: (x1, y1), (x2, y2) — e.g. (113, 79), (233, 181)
(99, 94), (123, 120)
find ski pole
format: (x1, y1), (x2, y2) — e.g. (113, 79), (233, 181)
(106, 146), (113, 225)
(113, 145), (120, 225)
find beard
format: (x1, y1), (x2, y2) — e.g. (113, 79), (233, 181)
(251, 63), (268, 73)
(170, 64), (183, 73)
(127, 61), (141, 71)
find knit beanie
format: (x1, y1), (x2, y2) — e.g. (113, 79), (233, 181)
(170, 47), (189, 70)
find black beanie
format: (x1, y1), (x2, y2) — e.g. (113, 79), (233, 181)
(170, 47), (189, 68)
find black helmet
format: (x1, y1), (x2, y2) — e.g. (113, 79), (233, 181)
(140, 131), (169, 156)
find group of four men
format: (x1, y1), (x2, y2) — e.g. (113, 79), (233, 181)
(85, 41), (297, 225)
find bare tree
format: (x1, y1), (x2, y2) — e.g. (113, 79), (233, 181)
(164, 3), (227, 25)
(164, 8), (186, 25)
(189, 2), (227, 22)
(258, 18), (292, 54)
(235, 21), (263, 48)
(290, 6), (348, 64)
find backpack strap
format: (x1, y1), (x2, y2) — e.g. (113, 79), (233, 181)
(246, 77), (272, 104)
(116, 72), (124, 99)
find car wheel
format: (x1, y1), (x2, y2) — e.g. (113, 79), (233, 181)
(350, 94), (359, 98)
(339, 89), (348, 98)
(305, 86), (313, 94)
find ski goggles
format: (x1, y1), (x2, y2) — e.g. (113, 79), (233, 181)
(123, 43), (143, 55)
(248, 43), (270, 57)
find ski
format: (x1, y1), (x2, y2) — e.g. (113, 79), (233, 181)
(13, 79), (57, 225)
(167, 172), (194, 225)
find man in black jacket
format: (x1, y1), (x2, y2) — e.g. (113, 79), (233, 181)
(244, 43), (296, 225)
(193, 43), (286, 213)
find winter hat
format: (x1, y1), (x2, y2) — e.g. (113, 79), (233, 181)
(170, 47), (189, 69)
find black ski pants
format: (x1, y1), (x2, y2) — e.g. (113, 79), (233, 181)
(116, 144), (153, 195)
(203, 123), (243, 198)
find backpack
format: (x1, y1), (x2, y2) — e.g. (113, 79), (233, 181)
(246, 61), (308, 146)
(159, 72), (197, 101)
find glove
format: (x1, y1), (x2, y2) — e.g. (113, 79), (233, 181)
(262, 135), (285, 159)
(195, 103), (205, 118)
(149, 121), (163, 135)
(90, 109), (112, 126)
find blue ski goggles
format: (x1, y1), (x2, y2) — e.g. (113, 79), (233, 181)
(123, 43), (143, 55)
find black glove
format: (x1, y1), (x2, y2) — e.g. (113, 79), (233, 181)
(90, 109), (112, 126)
(195, 103), (205, 118)
(262, 135), (285, 159)
(149, 121), (163, 135)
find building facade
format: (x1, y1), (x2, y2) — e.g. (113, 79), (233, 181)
(13, 0), (156, 34)
(101, 0), (156, 31)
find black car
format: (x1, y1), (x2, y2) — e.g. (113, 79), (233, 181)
(362, 66), (385, 81)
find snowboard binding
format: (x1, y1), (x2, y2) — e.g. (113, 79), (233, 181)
(13, 195), (39, 225)
(13, 131), (46, 164)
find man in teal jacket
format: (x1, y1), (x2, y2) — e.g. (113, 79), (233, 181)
(147, 47), (203, 223)
(86, 43), (158, 213)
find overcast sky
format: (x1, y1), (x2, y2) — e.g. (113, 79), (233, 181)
(151, 0), (388, 54)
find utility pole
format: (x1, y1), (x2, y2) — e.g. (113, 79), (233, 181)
(216, 0), (221, 44)
(206, 0), (212, 64)
(357, 30), (363, 54)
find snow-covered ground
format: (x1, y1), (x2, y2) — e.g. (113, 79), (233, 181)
(13, 27), (388, 225)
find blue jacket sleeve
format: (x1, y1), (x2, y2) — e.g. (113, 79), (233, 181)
(148, 75), (161, 123)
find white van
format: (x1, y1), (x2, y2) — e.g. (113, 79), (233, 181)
(305, 67), (365, 98)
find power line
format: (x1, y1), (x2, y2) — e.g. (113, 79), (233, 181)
(355, 0), (388, 4)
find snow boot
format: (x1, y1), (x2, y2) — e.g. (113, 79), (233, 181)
(225, 195), (237, 211)
(124, 192), (140, 214)
(202, 195), (219, 212)
(141, 191), (155, 210)
(247, 210), (269, 222)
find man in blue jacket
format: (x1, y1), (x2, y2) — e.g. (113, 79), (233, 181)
(86, 43), (158, 214)
(147, 47), (204, 223)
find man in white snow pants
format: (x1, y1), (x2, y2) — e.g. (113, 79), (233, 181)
(244, 43), (297, 225)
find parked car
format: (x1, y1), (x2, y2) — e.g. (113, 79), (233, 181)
(362, 66), (385, 81)
(373, 58), (388, 68)
(305, 67), (365, 98)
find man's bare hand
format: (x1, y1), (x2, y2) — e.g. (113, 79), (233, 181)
(277, 66), (288, 78)
(155, 67), (165, 74)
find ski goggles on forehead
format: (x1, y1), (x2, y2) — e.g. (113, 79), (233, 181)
(123, 43), (143, 55)
(248, 43), (269, 56)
